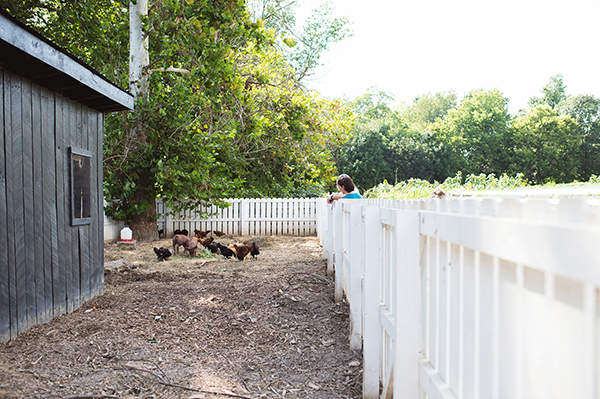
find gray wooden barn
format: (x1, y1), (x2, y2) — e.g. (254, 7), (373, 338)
(0, 9), (134, 342)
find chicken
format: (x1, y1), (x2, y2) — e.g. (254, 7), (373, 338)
(212, 230), (226, 237)
(153, 247), (172, 261)
(200, 237), (214, 247)
(429, 186), (446, 198)
(157, 229), (164, 238)
(181, 228), (189, 237)
(216, 243), (234, 259)
(185, 237), (199, 257)
(233, 244), (253, 261)
(206, 242), (219, 254)
(194, 229), (209, 238)
(172, 234), (190, 255)
(250, 242), (260, 260)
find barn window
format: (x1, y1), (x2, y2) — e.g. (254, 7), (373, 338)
(70, 147), (93, 226)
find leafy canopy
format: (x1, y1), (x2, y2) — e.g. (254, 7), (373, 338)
(2, 0), (354, 239)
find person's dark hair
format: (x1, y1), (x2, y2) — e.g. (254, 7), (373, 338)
(336, 174), (355, 193)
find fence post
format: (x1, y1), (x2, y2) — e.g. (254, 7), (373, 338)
(394, 210), (421, 398)
(349, 203), (363, 350)
(334, 202), (344, 303)
(363, 205), (381, 398)
(327, 204), (334, 275)
(241, 198), (249, 236)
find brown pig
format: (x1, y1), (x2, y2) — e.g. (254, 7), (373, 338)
(172, 234), (190, 255)
(185, 237), (199, 257)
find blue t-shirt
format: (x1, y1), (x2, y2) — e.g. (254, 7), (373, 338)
(343, 192), (363, 199)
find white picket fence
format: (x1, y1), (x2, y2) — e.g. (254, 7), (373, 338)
(317, 196), (600, 399)
(104, 198), (317, 240)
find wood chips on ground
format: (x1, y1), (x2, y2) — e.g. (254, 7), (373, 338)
(0, 235), (363, 399)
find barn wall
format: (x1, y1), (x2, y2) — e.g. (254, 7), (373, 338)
(0, 67), (104, 342)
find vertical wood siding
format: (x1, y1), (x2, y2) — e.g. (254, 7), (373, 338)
(0, 68), (104, 342)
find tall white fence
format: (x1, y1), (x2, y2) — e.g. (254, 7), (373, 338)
(317, 196), (600, 399)
(104, 198), (318, 241)
(103, 200), (124, 241)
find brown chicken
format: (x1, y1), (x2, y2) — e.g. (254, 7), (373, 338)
(212, 230), (226, 237)
(233, 244), (253, 261)
(200, 237), (214, 247)
(194, 229), (209, 238)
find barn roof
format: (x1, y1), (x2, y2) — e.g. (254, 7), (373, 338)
(0, 9), (134, 113)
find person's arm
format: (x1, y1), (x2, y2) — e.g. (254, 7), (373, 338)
(327, 192), (344, 204)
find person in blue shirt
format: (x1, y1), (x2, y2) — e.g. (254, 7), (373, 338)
(326, 174), (363, 204)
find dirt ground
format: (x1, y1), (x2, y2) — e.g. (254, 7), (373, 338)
(0, 235), (363, 399)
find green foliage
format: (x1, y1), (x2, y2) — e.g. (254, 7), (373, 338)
(0, 0), (130, 86)
(198, 248), (216, 258)
(511, 105), (581, 184)
(339, 79), (599, 194)
(401, 91), (458, 133)
(364, 172), (530, 199)
(561, 94), (600, 180)
(364, 178), (436, 200)
(335, 89), (444, 191)
(4, 1), (354, 231)
(432, 89), (512, 176)
(247, 0), (352, 81)
(528, 74), (567, 110)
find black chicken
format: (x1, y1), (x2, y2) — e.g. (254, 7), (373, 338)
(153, 247), (172, 261)
(250, 242), (260, 260)
(206, 242), (219, 253)
(216, 243), (234, 259)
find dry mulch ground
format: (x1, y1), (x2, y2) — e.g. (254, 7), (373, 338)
(0, 235), (363, 399)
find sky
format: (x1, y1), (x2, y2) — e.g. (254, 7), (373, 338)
(296, 0), (600, 114)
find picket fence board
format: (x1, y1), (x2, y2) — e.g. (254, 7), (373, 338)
(320, 196), (600, 399)
(155, 198), (317, 238)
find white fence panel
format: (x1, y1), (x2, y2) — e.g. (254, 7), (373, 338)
(319, 196), (600, 399)
(158, 198), (316, 237)
(105, 198), (317, 240)
(103, 200), (123, 241)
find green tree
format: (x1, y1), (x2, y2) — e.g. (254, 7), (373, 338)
(4, 1), (354, 240)
(511, 105), (581, 184)
(528, 74), (567, 110)
(336, 89), (441, 189)
(247, 0), (352, 81)
(401, 91), (457, 133)
(432, 89), (512, 176)
(561, 94), (600, 180)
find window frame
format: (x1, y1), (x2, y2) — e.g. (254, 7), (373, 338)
(70, 146), (94, 226)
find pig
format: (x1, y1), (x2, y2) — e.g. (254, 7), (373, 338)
(185, 237), (199, 257)
(172, 234), (190, 255)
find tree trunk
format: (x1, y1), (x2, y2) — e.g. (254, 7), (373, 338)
(129, 0), (149, 97)
(128, 164), (158, 242)
(127, 0), (153, 242)
(129, 200), (158, 242)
